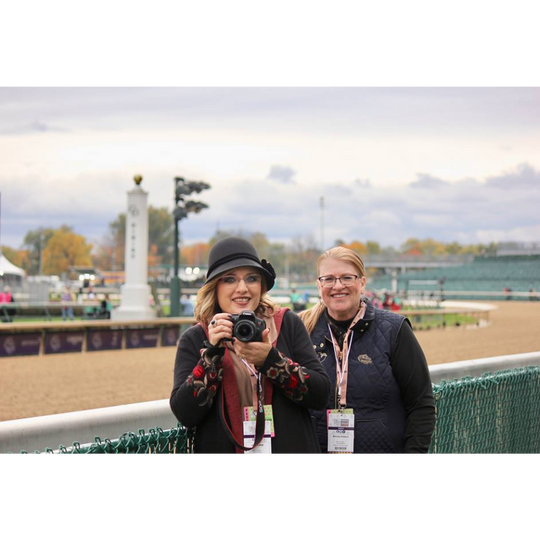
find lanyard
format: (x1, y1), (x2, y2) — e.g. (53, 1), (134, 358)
(327, 307), (365, 409)
(328, 325), (354, 409)
(241, 359), (263, 406)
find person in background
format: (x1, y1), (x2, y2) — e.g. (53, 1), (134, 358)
(87, 285), (96, 300)
(0, 286), (12, 303)
(97, 294), (112, 319)
(290, 288), (306, 312)
(0, 286), (15, 321)
(299, 246), (435, 454)
(61, 287), (74, 321)
(180, 294), (195, 316)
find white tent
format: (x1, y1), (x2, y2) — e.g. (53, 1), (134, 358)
(0, 254), (26, 277)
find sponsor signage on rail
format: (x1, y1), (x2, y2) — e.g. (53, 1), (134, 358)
(87, 329), (123, 351)
(0, 333), (42, 357)
(44, 332), (85, 355)
(0, 320), (188, 356)
(126, 328), (160, 349)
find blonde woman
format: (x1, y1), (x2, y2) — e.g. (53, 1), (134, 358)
(300, 247), (435, 453)
(170, 236), (330, 453)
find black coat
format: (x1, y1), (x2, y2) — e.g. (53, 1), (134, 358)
(170, 309), (331, 453)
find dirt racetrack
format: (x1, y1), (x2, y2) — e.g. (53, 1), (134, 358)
(1, 301), (539, 422)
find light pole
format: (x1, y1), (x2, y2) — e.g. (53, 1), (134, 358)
(170, 177), (210, 317)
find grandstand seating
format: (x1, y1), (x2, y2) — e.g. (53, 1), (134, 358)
(369, 255), (540, 296)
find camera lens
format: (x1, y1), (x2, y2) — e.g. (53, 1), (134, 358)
(234, 321), (256, 342)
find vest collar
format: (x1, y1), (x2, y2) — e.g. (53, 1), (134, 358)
(312, 297), (375, 347)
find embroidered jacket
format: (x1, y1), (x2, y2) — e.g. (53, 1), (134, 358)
(170, 308), (331, 453)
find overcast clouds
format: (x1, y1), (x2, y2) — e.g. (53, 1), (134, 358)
(0, 87), (539, 250)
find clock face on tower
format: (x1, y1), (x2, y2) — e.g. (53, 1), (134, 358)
(128, 203), (140, 217)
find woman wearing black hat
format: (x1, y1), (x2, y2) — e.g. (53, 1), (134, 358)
(170, 236), (331, 453)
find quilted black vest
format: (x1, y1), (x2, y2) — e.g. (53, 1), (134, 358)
(310, 298), (407, 453)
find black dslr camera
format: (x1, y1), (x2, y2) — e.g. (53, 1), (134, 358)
(231, 310), (266, 342)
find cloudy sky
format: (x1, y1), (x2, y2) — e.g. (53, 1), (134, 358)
(1, 87), (539, 251)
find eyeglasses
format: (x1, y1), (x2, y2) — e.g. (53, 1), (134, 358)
(318, 274), (360, 288)
(218, 274), (263, 287)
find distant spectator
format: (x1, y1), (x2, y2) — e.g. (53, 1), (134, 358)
(0, 286), (15, 321)
(366, 291), (378, 308)
(290, 288), (306, 312)
(0, 286), (12, 303)
(383, 292), (394, 310)
(180, 294), (195, 316)
(97, 294), (112, 319)
(61, 288), (75, 321)
(391, 296), (402, 312)
(530, 288), (538, 301)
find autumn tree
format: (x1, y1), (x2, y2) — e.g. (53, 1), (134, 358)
(1, 246), (29, 270)
(148, 206), (174, 266)
(91, 213), (125, 271)
(180, 242), (211, 266)
(21, 227), (56, 274)
(401, 238), (449, 258)
(42, 228), (93, 275)
(288, 235), (320, 282)
(341, 240), (368, 256)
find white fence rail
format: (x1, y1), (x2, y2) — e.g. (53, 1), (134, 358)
(1, 350), (540, 453)
(428, 350), (540, 384)
(0, 400), (178, 454)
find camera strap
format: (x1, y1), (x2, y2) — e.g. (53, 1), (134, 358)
(199, 307), (289, 453)
(218, 372), (266, 452)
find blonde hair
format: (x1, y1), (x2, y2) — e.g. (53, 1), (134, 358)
(298, 246), (366, 334)
(194, 270), (278, 326)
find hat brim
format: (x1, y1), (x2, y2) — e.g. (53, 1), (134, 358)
(205, 258), (275, 290)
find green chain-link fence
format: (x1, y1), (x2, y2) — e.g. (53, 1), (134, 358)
(19, 365), (540, 454)
(21, 425), (194, 454)
(429, 365), (540, 453)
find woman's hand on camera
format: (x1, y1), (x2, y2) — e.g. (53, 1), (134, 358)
(233, 329), (272, 368)
(208, 313), (233, 347)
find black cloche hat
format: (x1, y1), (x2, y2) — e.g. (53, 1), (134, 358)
(205, 236), (276, 290)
